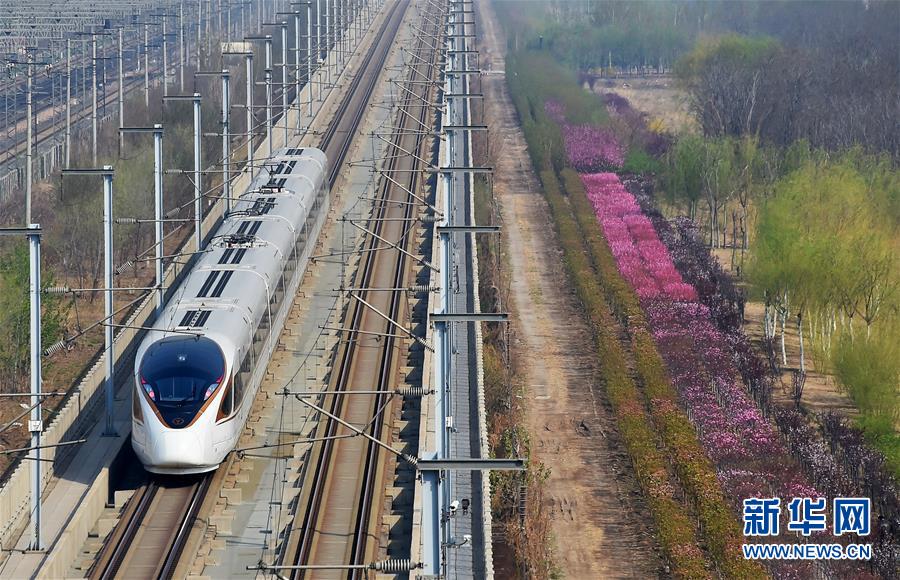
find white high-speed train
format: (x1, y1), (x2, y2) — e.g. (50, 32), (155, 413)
(132, 147), (328, 475)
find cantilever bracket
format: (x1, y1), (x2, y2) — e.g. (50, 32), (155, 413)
(436, 225), (500, 234)
(374, 133), (432, 167)
(348, 293), (434, 352)
(426, 166), (493, 174)
(344, 219), (439, 273)
(391, 79), (441, 111)
(378, 171), (441, 216)
(430, 312), (509, 323)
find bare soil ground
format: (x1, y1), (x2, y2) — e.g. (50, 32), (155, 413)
(591, 77), (696, 134)
(477, 4), (664, 577)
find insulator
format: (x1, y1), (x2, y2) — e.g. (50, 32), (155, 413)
(370, 559), (417, 573)
(115, 261), (134, 275)
(165, 207), (181, 219)
(43, 286), (71, 295)
(43, 339), (69, 357)
(408, 284), (439, 294)
(421, 214), (440, 223)
(115, 218), (138, 224)
(395, 386), (426, 397)
(401, 453), (419, 466)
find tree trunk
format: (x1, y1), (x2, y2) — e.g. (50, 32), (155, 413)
(722, 206), (728, 248)
(780, 309), (788, 366)
(742, 207), (749, 250)
(798, 313), (806, 373)
(731, 209), (738, 269)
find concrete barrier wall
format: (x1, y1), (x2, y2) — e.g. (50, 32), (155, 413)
(36, 465), (110, 580)
(466, 123), (494, 580)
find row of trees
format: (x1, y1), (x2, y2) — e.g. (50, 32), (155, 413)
(496, 0), (899, 156)
(676, 32), (899, 157)
(661, 138), (898, 407)
(748, 154), (899, 461)
(661, 135), (900, 252)
(661, 133), (900, 470)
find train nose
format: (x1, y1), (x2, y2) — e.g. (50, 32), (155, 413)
(152, 430), (207, 468)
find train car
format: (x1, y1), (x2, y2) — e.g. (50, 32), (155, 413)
(132, 147), (328, 474)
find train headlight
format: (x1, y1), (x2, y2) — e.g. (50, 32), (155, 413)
(204, 376), (223, 401)
(140, 376), (155, 400)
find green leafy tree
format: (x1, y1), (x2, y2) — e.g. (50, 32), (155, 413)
(0, 245), (67, 390)
(662, 134), (705, 220)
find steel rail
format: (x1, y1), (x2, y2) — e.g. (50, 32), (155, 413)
(283, 1), (444, 578)
(89, 475), (211, 580)
(281, 1), (412, 574)
(89, 480), (157, 580)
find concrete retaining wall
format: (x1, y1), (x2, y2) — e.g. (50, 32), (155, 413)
(36, 465), (110, 579)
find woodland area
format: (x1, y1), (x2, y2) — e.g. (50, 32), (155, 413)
(510, 0), (899, 155)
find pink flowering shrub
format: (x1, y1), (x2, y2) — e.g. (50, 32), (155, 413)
(563, 125), (625, 171)
(581, 173), (693, 302)
(544, 101), (625, 171)
(581, 171), (822, 512)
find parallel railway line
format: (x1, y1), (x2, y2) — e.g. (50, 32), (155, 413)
(0, 6), (300, 193)
(277, 0), (443, 576)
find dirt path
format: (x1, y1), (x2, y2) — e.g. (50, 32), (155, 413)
(476, 4), (664, 577)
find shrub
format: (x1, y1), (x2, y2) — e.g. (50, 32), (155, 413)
(538, 170), (712, 578)
(623, 147), (661, 175)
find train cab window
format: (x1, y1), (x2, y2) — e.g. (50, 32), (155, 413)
(132, 385), (144, 423)
(218, 384), (234, 419)
(139, 336), (226, 429)
(233, 371), (245, 410)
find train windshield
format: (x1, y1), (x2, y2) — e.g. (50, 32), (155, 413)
(139, 336), (226, 429)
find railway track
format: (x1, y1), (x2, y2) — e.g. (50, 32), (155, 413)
(81, 2), (414, 578)
(277, 0), (444, 577)
(89, 476), (211, 580)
